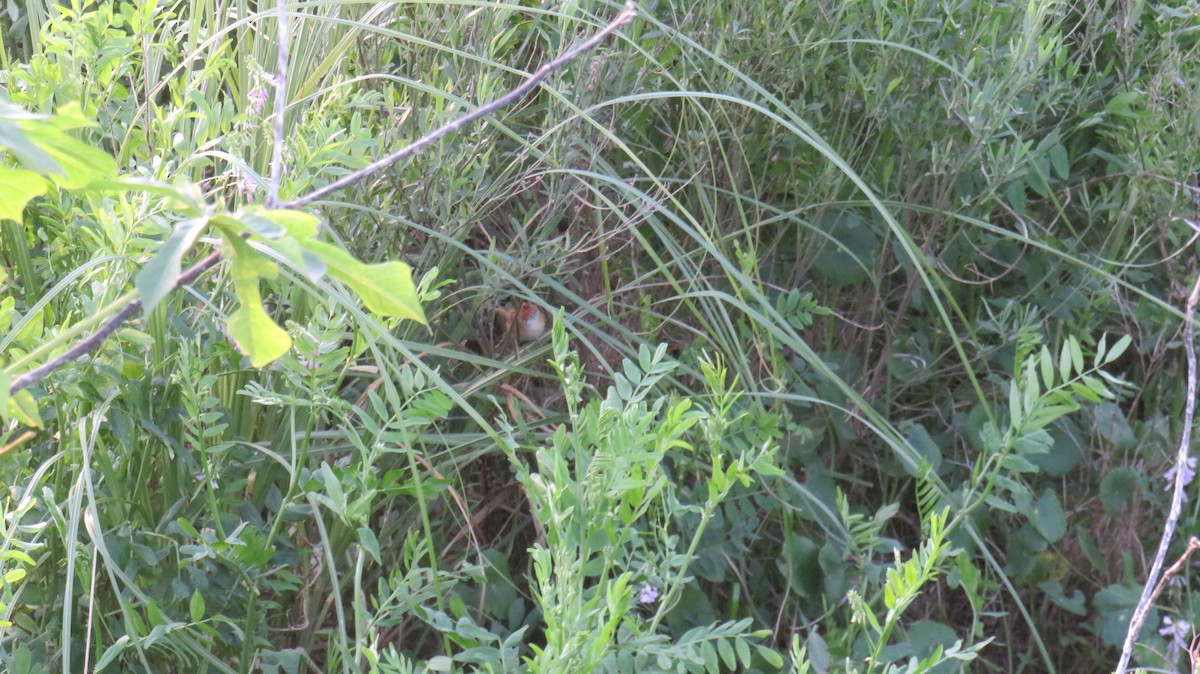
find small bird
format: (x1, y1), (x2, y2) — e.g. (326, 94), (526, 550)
(515, 302), (546, 342)
(485, 301), (548, 349)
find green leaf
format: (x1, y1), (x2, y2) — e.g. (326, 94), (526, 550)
(18, 112), (117, 188)
(224, 234), (291, 367)
(189, 589), (205, 622)
(1094, 333), (1108, 369)
(1093, 584), (1143, 646)
(94, 636), (131, 672)
(1048, 143), (1069, 179)
(1038, 581), (1086, 615)
(0, 167), (46, 222)
(357, 527), (381, 565)
(232, 211), (287, 240)
(1039, 345), (1054, 389)
(303, 239), (426, 323)
(1058, 340), (1072, 381)
(254, 208), (321, 238)
(1100, 467), (1139, 516)
(136, 217), (208, 315)
(227, 302), (290, 368)
(1106, 91), (1140, 119)
(717, 637), (736, 669)
(8, 390), (41, 428)
(0, 116), (59, 175)
(1068, 336), (1084, 375)
(1104, 334), (1132, 364)
(904, 424), (943, 476)
(1031, 489), (1066, 543)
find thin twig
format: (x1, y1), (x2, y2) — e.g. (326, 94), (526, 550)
(267, 0), (290, 208)
(4, 5), (634, 397)
(287, 2), (636, 209)
(8, 250), (223, 394)
(1116, 274), (1200, 673)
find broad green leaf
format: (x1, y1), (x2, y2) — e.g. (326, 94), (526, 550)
(303, 239), (426, 323)
(255, 208), (321, 238)
(229, 212), (286, 240)
(999, 454), (1038, 475)
(1038, 581), (1087, 615)
(221, 230), (279, 281)
(226, 302), (290, 368)
(224, 236), (289, 367)
(357, 527), (382, 565)
(19, 121), (116, 188)
(1031, 490), (1066, 543)
(0, 120), (59, 175)
(1048, 143), (1069, 179)
(984, 494), (1017, 513)
(136, 217), (209, 315)
(1070, 381), (1102, 403)
(13, 307), (43, 346)
(904, 424), (942, 476)
(8, 390), (41, 428)
(0, 167), (46, 222)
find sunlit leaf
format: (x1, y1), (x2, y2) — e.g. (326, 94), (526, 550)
(224, 235), (290, 367)
(226, 302), (290, 367)
(255, 208), (321, 238)
(303, 239), (426, 323)
(18, 113), (117, 188)
(0, 167), (46, 222)
(8, 390), (41, 428)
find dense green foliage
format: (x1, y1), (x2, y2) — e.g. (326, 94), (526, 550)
(2, 0), (1200, 672)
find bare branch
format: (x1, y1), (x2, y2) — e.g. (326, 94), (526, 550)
(1115, 274), (1200, 673)
(4, 4), (636, 396)
(8, 250), (223, 394)
(286, 2), (636, 209)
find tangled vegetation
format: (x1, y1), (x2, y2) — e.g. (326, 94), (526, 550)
(2, 1), (1200, 673)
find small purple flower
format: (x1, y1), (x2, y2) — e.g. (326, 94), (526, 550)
(237, 175), (257, 200)
(247, 85), (269, 116)
(637, 583), (659, 604)
(1164, 455), (1197, 502)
